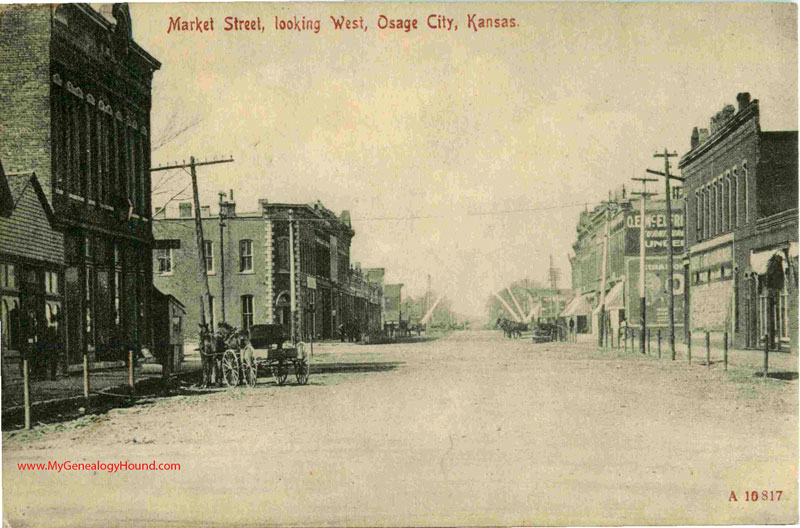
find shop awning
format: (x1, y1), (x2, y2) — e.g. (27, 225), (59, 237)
(750, 248), (784, 276)
(561, 293), (592, 317)
(604, 280), (626, 310)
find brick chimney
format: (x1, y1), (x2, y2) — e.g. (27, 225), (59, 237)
(340, 210), (351, 227)
(698, 128), (709, 143)
(736, 92), (751, 112)
(691, 127), (699, 149)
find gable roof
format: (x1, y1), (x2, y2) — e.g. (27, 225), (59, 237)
(0, 161), (56, 225)
(0, 161), (14, 216)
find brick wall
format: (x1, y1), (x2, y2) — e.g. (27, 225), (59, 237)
(0, 5), (53, 199)
(153, 216), (267, 339)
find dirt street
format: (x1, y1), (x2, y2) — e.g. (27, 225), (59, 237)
(3, 331), (797, 527)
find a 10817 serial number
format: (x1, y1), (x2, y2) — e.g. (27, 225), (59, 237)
(729, 490), (783, 502)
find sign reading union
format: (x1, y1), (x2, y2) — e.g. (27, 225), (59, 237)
(625, 210), (685, 255)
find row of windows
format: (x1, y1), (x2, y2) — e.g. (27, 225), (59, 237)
(204, 294), (254, 331)
(694, 161), (749, 241)
(156, 240), (254, 275)
(52, 81), (149, 217)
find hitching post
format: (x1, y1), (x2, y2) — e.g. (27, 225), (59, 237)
(657, 329), (662, 359)
(23, 345), (31, 430)
(723, 331), (728, 371)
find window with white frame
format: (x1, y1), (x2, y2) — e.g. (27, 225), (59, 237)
(742, 160), (749, 224)
(45, 270), (59, 295)
(730, 167), (738, 228)
(696, 191), (702, 240)
(239, 240), (253, 272)
(241, 295), (254, 330)
(204, 240), (214, 273)
(156, 248), (173, 275)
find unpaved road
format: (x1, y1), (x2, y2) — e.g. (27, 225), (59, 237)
(3, 330), (797, 526)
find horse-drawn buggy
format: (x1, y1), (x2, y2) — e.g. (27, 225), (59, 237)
(531, 320), (567, 343)
(199, 322), (310, 388)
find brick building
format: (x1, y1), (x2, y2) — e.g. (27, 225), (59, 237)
(679, 93), (798, 351)
(0, 4), (160, 368)
(153, 198), (383, 342)
(567, 189), (685, 338)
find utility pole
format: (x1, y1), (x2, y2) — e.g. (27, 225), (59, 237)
(632, 176), (658, 355)
(218, 191), (227, 324)
(648, 149), (681, 360)
(151, 155), (234, 353)
(289, 209), (297, 344)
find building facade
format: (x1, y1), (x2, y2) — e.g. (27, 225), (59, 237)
(567, 189), (685, 339)
(0, 164), (65, 379)
(679, 93), (798, 351)
(0, 4), (160, 369)
(153, 198), (383, 342)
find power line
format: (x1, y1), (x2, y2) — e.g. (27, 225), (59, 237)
(194, 200), (603, 224)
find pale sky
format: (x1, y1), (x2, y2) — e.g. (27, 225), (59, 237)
(134, 2), (798, 317)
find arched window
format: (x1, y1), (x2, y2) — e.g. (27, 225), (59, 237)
(730, 167), (738, 228)
(741, 160), (749, 224)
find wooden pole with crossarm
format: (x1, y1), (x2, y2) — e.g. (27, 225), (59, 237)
(151, 156), (234, 380)
(632, 176), (658, 355)
(652, 149), (679, 360)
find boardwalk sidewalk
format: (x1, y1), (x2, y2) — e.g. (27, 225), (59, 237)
(1, 356), (203, 419)
(573, 331), (797, 373)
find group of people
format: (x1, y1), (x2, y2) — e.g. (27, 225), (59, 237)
(3, 306), (60, 381)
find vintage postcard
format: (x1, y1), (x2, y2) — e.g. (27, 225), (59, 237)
(0, 2), (797, 527)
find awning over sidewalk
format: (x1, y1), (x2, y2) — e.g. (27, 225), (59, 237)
(604, 280), (625, 311)
(750, 248), (784, 276)
(561, 293), (592, 317)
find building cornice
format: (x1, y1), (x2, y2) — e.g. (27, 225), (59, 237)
(679, 101), (760, 169)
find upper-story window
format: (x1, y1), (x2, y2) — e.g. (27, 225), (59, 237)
(695, 191), (702, 240)
(741, 160), (749, 224)
(239, 240), (253, 272)
(156, 248), (173, 275)
(204, 240), (214, 273)
(730, 167), (738, 229)
(277, 237), (290, 271)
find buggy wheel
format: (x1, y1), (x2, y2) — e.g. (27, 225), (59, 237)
(272, 361), (288, 386)
(295, 359), (310, 385)
(243, 357), (257, 388)
(221, 349), (240, 387)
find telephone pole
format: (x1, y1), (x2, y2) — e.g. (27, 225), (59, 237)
(632, 176), (658, 355)
(151, 156), (234, 343)
(648, 149), (682, 360)
(218, 190), (228, 324)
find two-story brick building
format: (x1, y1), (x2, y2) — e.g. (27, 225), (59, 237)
(679, 93), (798, 351)
(153, 198), (383, 342)
(0, 4), (160, 369)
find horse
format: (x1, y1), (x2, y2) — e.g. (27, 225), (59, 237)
(495, 317), (528, 338)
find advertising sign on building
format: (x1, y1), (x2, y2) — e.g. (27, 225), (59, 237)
(625, 257), (685, 328)
(625, 209), (685, 255)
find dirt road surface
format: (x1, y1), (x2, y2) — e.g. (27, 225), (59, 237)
(3, 330), (797, 526)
